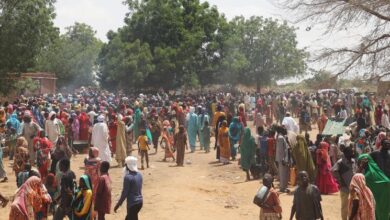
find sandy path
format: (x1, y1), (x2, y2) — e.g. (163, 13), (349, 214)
(0, 126), (341, 220)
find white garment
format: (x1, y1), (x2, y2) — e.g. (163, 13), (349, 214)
(381, 114), (390, 129)
(91, 122), (112, 162)
(87, 111), (97, 125)
(282, 116), (299, 133)
(45, 119), (60, 144)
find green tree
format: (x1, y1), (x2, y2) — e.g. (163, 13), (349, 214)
(97, 31), (154, 90)
(98, 0), (226, 89)
(0, 0), (58, 94)
(35, 22), (102, 89)
(223, 16), (306, 91)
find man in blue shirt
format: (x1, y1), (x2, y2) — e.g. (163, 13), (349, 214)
(114, 156), (143, 220)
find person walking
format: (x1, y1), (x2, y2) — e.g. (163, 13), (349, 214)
(174, 125), (188, 166)
(114, 156), (143, 220)
(91, 115), (111, 162)
(331, 146), (357, 220)
(95, 161), (112, 220)
(290, 171), (323, 220)
(348, 173), (375, 220)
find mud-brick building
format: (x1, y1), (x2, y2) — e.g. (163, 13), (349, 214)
(21, 72), (57, 95)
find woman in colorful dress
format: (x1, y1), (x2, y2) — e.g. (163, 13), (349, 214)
(72, 175), (93, 220)
(9, 176), (52, 220)
(218, 120), (231, 165)
(84, 147), (101, 204)
(34, 131), (53, 182)
(358, 154), (390, 220)
(13, 137), (29, 180)
(315, 141), (339, 194)
(71, 113), (80, 141)
(79, 112), (89, 141)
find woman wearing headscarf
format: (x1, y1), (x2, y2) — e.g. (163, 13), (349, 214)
(79, 112), (89, 141)
(34, 131), (53, 182)
(358, 154), (390, 220)
(84, 147), (101, 210)
(374, 132), (386, 151)
(0, 109), (6, 124)
(72, 175), (93, 220)
(240, 128), (256, 181)
(133, 107), (142, 141)
(116, 114), (127, 167)
(348, 173), (375, 220)
(6, 113), (21, 134)
(229, 117), (242, 161)
(71, 113), (80, 141)
(215, 115), (226, 160)
(124, 116), (134, 156)
(198, 107), (209, 150)
(186, 106), (198, 153)
(108, 114), (118, 154)
(218, 120), (230, 165)
(293, 135), (316, 182)
(9, 176), (52, 220)
(13, 137), (29, 179)
(315, 141), (339, 194)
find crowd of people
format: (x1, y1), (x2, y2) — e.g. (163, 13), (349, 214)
(0, 87), (389, 220)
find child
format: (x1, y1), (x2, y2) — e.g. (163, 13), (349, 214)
(95, 161), (112, 220)
(290, 171), (323, 220)
(137, 130), (150, 169)
(258, 173), (282, 220)
(45, 173), (57, 215)
(17, 163), (31, 188)
(203, 120), (211, 153)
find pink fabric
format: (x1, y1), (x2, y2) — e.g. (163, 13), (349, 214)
(349, 174), (375, 220)
(375, 132), (386, 150)
(316, 142), (339, 194)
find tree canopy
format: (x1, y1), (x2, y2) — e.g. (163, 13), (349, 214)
(276, 0), (390, 80)
(35, 22), (103, 89)
(98, 0), (306, 91)
(0, 0), (58, 94)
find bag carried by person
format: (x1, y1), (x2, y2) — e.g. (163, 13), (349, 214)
(253, 186), (269, 207)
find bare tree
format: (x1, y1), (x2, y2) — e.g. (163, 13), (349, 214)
(276, 0), (390, 80)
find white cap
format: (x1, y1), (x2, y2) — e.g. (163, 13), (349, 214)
(125, 156), (138, 172)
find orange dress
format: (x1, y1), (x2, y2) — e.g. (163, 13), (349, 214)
(218, 126), (230, 163)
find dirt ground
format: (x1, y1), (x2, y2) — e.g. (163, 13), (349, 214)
(0, 125), (341, 220)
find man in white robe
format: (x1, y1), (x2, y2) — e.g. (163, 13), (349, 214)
(45, 111), (60, 145)
(282, 112), (299, 134)
(91, 115), (112, 162)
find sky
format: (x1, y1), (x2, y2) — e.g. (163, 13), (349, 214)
(53, 0), (361, 82)
(53, 0), (344, 49)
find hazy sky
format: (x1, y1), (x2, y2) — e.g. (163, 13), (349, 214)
(53, 0), (357, 53)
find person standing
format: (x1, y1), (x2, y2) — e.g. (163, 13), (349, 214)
(370, 139), (390, 178)
(315, 141), (339, 194)
(114, 156), (143, 220)
(290, 171), (324, 220)
(240, 128), (257, 181)
(275, 126), (289, 193)
(20, 112), (41, 165)
(229, 117), (242, 161)
(331, 146), (357, 220)
(95, 161), (112, 220)
(381, 109), (390, 130)
(174, 125), (188, 167)
(91, 115), (111, 162)
(258, 174), (282, 220)
(358, 154), (390, 220)
(116, 114), (127, 167)
(72, 175), (93, 220)
(292, 135), (316, 182)
(45, 111), (60, 145)
(348, 173), (375, 220)
(186, 106), (198, 152)
(218, 121), (231, 165)
(137, 130), (150, 170)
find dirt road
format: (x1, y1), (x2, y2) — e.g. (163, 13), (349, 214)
(0, 128), (341, 220)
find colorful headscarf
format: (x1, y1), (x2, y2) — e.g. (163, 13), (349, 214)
(348, 173), (375, 220)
